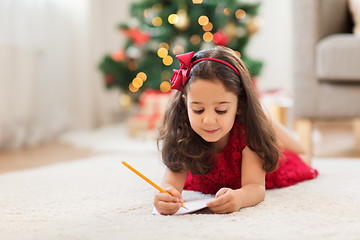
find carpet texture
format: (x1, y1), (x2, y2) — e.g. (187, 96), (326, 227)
(1, 148), (360, 240)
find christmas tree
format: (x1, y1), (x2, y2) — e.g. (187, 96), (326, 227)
(99, 0), (262, 96)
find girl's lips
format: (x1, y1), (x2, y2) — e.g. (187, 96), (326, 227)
(204, 129), (219, 134)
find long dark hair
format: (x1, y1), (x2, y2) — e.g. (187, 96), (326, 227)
(158, 46), (279, 174)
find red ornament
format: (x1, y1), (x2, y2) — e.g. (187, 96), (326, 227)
(120, 27), (151, 46)
(104, 75), (115, 84)
(213, 30), (230, 46)
(111, 49), (126, 62)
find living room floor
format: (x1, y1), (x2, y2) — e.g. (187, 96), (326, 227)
(0, 120), (359, 174)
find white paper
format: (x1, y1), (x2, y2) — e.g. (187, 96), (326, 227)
(152, 197), (215, 215)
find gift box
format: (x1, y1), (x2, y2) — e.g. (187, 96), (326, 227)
(127, 89), (171, 138)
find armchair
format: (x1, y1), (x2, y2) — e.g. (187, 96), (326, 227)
(293, 0), (360, 154)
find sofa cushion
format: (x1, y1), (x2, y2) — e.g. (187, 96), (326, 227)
(316, 34), (360, 81)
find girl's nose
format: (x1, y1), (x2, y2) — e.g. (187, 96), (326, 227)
(203, 112), (216, 125)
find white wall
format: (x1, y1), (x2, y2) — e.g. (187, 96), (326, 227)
(247, 0), (293, 92)
(91, 0), (133, 56)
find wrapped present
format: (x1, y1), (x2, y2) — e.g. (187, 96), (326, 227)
(128, 89), (171, 138)
(260, 88), (293, 127)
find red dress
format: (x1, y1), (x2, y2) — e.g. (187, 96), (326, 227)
(184, 121), (318, 194)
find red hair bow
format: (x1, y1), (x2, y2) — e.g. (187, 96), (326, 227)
(170, 51), (195, 91)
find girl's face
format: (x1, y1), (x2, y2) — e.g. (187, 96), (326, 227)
(184, 78), (238, 152)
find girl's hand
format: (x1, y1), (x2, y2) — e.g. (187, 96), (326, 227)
(206, 188), (242, 214)
(154, 186), (183, 215)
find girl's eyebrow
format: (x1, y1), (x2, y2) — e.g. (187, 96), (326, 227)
(190, 101), (231, 105)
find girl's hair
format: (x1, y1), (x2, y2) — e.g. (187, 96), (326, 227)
(158, 46), (279, 174)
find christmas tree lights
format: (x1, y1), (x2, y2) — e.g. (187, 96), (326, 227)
(98, 0), (263, 96)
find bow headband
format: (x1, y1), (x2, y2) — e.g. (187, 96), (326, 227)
(170, 51), (241, 91)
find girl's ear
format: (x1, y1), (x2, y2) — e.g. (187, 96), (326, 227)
(236, 106), (241, 115)
(237, 100), (244, 115)
(182, 94), (187, 107)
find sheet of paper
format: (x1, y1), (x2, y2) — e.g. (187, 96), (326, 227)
(152, 197), (215, 215)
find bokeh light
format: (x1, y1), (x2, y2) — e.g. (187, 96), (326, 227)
(173, 45), (185, 55)
(160, 81), (171, 92)
(198, 15), (209, 26)
(136, 72), (147, 81)
(163, 55), (173, 66)
(235, 9), (246, 19)
(119, 94), (132, 109)
(202, 22), (213, 32)
(152, 3), (162, 11)
(161, 70), (171, 80)
(159, 42), (169, 50)
(152, 17), (163, 26)
(132, 77), (143, 88)
(190, 34), (201, 45)
(168, 14), (179, 24)
(129, 83), (138, 93)
(157, 47), (168, 58)
(128, 61), (138, 71)
(203, 32), (213, 42)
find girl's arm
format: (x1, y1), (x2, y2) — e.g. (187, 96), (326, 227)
(206, 146), (266, 214)
(154, 168), (188, 215)
(161, 167), (188, 193)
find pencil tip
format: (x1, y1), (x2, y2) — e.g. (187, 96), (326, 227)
(181, 203), (188, 210)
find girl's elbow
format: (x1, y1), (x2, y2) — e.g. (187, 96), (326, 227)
(257, 184), (266, 201)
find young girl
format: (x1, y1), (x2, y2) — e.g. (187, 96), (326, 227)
(154, 46), (318, 215)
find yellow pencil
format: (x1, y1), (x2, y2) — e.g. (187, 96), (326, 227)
(122, 161), (187, 209)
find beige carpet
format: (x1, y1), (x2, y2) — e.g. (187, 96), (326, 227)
(1, 147), (360, 240)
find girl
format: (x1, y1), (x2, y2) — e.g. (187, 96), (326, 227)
(155, 46), (318, 215)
